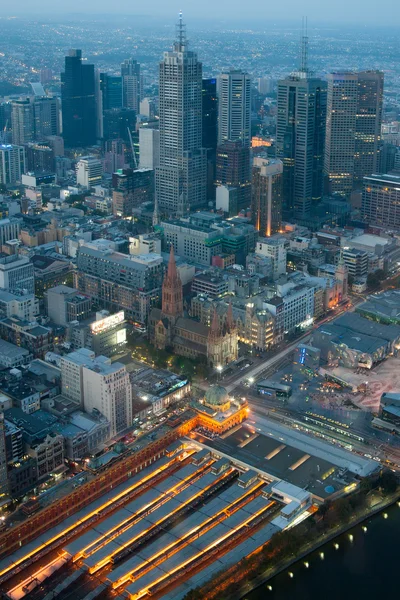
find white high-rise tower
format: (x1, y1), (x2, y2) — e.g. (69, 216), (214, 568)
(217, 70), (251, 147)
(155, 13), (207, 216)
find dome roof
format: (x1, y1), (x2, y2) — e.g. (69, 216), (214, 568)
(205, 385), (229, 407)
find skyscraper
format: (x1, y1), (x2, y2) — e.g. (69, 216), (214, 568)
(100, 73), (123, 110)
(202, 78), (218, 151)
(11, 99), (34, 146)
(276, 32), (327, 218)
(33, 97), (59, 138)
(324, 71), (383, 197)
(102, 108), (136, 143)
(354, 71), (384, 187)
(251, 157), (283, 237)
(202, 78), (218, 201)
(216, 140), (251, 212)
(61, 49), (96, 148)
(11, 97), (59, 145)
(324, 72), (358, 198)
(0, 144), (25, 185)
(362, 173), (400, 228)
(218, 70), (251, 147)
(121, 59), (141, 114)
(155, 13), (207, 216)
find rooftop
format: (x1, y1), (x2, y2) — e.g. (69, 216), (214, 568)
(0, 339), (30, 360)
(4, 407), (57, 436)
(358, 290), (400, 321)
(78, 245), (163, 270)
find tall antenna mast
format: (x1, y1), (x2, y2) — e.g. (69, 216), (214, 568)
(175, 10), (187, 51)
(300, 16), (309, 75)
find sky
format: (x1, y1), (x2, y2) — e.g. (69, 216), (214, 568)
(1, 0), (399, 26)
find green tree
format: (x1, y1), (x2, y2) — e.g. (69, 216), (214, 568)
(367, 273), (380, 290)
(182, 588), (202, 600)
(379, 471), (398, 494)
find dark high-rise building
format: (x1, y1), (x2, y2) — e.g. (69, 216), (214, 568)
(26, 142), (55, 173)
(103, 108), (136, 143)
(202, 78), (218, 151)
(276, 33), (327, 218)
(121, 59), (141, 114)
(379, 143), (398, 174)
(112, 168), (154, 217)
(216, 140), (251, 211)
(61, 49), (96, 148)
(324, 71), (383, 197)
(354, 71), (384, 188)
(251, 157), (283, 237)
(156, 14), (207, 216)
(202, 78), (218, 201)
(100, 73), (123, 110)
(0, 102), (11, 143)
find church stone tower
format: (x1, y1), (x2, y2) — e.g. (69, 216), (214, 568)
(162, 245), (184, 321)
(207, 303), (238, 367)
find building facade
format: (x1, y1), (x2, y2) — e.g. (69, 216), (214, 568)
(251, 157), (283, 237)
(0, 144), (25, 185)
(324, 71), (383, 197)
(216, 141), (251, 212)
(75, 244), (164, 324)
(361, 173), (400, 228)
(217, 70), (251, 147)
(61, 49), (96, 148)
(0, 254), (34, 294)
(121, 58), (141, 113)
(76, 156), (103, 189)
(149, 247), (238, 366)
(155, 15), (207, 215)
(276, 75), (327, 217)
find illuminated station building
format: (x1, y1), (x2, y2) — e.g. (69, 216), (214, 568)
(0, 388), (378, 600)
(192, 385), (249, 435)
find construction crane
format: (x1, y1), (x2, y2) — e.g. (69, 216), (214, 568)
(0, 120), (8, 144)
(127, 127), (138, 169)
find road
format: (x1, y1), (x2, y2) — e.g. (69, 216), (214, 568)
(225, 336), (309, 393)
(222, 298), (363, 395)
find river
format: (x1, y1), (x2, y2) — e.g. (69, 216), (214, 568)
(246, 502), (400, 600)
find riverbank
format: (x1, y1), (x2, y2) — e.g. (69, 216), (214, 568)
(234, 490), (400, 600)
(183, 474), (399, 600)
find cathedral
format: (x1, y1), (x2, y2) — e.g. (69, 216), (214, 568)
(148, 247), (238, 367)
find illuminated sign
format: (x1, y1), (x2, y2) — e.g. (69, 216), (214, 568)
(90, 311), (125, 334)
(299, 347), (306, 365)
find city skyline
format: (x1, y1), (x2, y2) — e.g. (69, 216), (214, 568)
(0, 6), (400, 600)
(1, 2), (399, 26)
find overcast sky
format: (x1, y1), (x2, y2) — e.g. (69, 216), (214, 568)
(2, 0), (399, 25)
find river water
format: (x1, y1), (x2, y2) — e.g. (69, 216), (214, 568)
(247, 502), (400, 600)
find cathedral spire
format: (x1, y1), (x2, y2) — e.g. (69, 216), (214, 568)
(209, 307), (220, 340)
(226, 301), (235, 332)
(161, 245), (183, 319)
(167, 244), (178, 280)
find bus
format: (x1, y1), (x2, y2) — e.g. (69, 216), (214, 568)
(256, 379), (292, 399)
